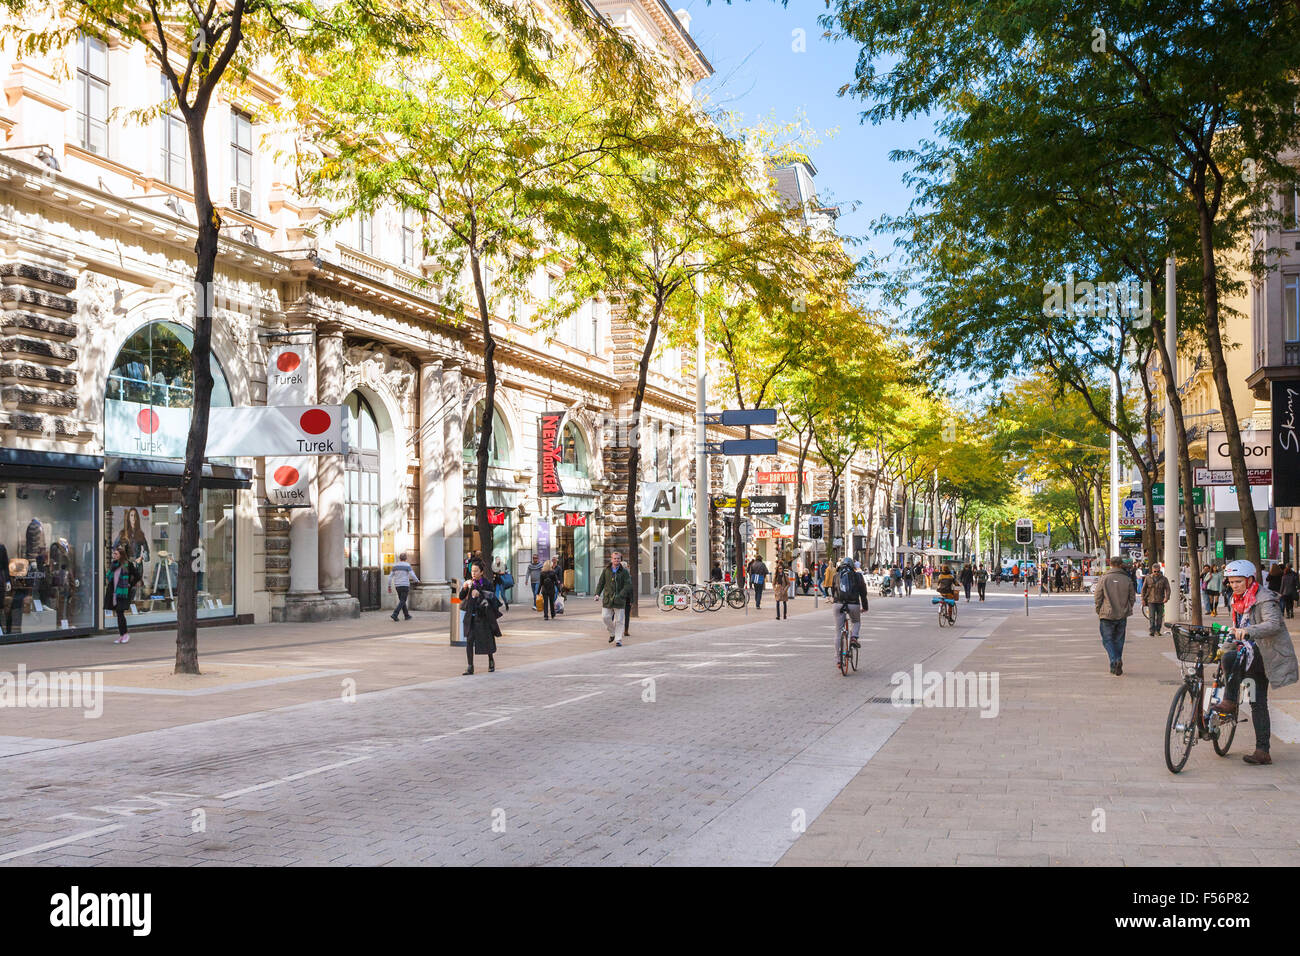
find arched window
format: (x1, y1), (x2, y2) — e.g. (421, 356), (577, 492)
(105, 320), (231, 458)
(344, 392), (381, 569)
(558, 421), (588, 479)
(463, 401), (512, 467)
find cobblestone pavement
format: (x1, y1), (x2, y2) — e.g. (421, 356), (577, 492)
(1, 589), (998, 865)
(780, 594), (1300, 867)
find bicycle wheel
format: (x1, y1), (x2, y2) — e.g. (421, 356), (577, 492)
(849, 639), (859, 672)
(727, 587), (747, 609)
(938, 605), (949, 628)
(838, 629), (850, 676)
(1164, 684), (1197, 773)
(1212, 711), (1238, 756)
(691, 587), (710, 613)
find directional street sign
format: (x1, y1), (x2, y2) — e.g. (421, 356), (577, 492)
(705, 408), (777, 427)
(709, 438), (778, 456)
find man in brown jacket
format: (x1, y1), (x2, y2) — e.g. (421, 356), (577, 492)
(1142, 563), (1172, 637)
(1095, 556), (1137, 675)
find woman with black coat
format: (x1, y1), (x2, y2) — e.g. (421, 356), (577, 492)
(104, 545), (139, 644)
(458, 559), (499, 674)
(539, 559), (561, 620)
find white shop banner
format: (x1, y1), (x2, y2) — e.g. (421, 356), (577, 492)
(265, 458), (313, 507)
(1206, 429), (1273, 470)
(267, 344), (311, 405)
(207, 405), (347, 457)
(1213, 484), (1271, 513)
(104, 399), (191, 458)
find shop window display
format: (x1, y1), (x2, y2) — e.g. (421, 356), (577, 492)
(103, 486), (234, 626)
(0, 481), (96, 639)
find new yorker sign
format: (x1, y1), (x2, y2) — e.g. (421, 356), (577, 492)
(538, 410), (565, 497)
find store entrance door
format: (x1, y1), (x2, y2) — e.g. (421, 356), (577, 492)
(555, 518), (589, 594)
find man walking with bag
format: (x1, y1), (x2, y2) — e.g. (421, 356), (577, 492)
(388, 552), (419, 622)
(1142, 562), (1172, 637)
(748, 555), (769, 610)
(1095, 555), (1137, 675)
(594, 550), (633, 647)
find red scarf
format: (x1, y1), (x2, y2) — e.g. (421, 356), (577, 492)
(1231, 580), (1260, 627)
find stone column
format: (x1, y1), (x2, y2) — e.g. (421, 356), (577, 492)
(411, 359), (448, 610)
(443, 365), (465, 586)
(316, 326), (357, 614)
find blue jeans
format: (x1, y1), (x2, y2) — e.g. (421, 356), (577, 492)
(1099, 617), (1127, 665)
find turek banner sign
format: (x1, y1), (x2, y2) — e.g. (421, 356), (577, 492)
(207, 406), (346, 457)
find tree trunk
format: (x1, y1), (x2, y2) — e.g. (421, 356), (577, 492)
(625, 295), (663, 620)
(469, 245), (496, 576)
(174, 127), (218, 676)
(1195, 191), (1262, 574)
(792, 423), (812, 570)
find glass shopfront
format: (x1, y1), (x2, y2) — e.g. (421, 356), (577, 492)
(103, 485), (235, 626)
(0, 479), (97, 641)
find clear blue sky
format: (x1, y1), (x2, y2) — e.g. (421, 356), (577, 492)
(680, 0), (935, 269)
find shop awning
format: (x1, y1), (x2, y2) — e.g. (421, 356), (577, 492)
(0, 448), (103, 482)
(106, 457), (252, 489)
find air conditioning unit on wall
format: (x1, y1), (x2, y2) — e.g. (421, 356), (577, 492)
(229, 185), (252, 214)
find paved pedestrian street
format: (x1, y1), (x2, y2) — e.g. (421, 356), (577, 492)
(4, 588), (1295, 866)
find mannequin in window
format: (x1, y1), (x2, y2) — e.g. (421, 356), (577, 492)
(0, 543), (10, 634)
(49, 537), (77, 628)
(26, 516), (48, 606)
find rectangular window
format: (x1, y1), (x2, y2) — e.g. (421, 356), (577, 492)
(400, 209), (417, 267)
(230, 108), (253, 213)
(159, 74), (188, 188)
(590, 300), (600, 353)
(1285, 275), (1300, 342)
(1284, 188), (1299, 232)
(358, 213), (373, 254)
(76, 34), (109, 155)
(666, 427), (674, 480)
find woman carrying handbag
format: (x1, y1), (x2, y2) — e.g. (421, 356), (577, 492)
(459, 559), (499, 674)
(105, 546), (139, 644)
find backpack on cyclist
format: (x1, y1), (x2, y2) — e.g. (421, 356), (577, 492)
(836, 566), (855, 600)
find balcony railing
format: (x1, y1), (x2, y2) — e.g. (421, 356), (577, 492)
(1286, 341), (1300, 366)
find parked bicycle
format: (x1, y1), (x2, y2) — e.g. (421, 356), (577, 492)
(657, 583), (694, 612)
(1164, 622), (1240, 773)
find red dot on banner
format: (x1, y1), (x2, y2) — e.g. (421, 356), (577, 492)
(136, 408), (160, 434)
(273, 466), (300, 487)
(276, 351), (301, 373)
(141, 509), (149, 517)
(299, 408), (331, 434)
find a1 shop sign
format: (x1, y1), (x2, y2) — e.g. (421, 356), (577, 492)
(265, 458), (311, 507)
(268, 345), (311, 405)
(207, 405), (346, 457)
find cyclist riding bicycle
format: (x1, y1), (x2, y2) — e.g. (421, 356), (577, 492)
(831, 556), (870, 651)
(935, 564), (959, 619)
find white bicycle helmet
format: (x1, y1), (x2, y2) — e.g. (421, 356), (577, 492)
(1223, 559), (1256, 579)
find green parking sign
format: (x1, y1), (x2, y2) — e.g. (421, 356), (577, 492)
(1215, 540), (1224, 559)
(1151, 483), (1205, 506)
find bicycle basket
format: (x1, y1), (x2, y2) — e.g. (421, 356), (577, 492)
(1169, 624), (1220, 663)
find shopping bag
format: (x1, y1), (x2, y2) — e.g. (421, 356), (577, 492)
(535, 593), (544, 611)
(554, 595), (565, 615)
